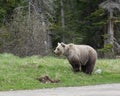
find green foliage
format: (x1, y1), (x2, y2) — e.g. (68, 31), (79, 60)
(98, 44), (115, 58)
(0, 0), (120, 56)
(52, 0), (106, 49)
(98, 44), (113, 53)
(0, 0), (23, 26)
(0, 53), (120, 91)
(52, 0), (84, 45)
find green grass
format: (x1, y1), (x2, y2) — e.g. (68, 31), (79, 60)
(0, 53), (120, 91)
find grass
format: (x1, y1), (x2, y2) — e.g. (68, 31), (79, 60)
(0, 53), (120, 91)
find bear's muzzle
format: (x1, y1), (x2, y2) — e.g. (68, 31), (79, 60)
(54, 50), (61, 56)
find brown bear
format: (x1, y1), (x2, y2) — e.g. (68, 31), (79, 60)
(54, 42), (97, 74)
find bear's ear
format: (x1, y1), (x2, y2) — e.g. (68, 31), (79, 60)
(58, 42), (61, 46)
(61, 42), (66, 48)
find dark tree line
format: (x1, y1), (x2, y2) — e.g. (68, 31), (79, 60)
(0, 0), (120, 58)
(52, 0), (120, 58)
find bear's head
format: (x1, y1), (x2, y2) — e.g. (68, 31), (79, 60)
(54, 42), (68, 56)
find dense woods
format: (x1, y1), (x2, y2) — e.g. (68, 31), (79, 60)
(0, 0), (120, 58)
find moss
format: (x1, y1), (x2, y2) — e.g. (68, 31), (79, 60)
(98, 44), (115, 58)
(98, 44), (113, 53)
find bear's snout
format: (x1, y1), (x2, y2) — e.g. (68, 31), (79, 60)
(54, 49), (57, 53)
(54, 50), (61, 56)
(54, 50), (57, 54)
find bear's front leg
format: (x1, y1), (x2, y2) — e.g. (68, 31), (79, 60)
(69, 60), (80, 72)
(72, 64), (80, 72)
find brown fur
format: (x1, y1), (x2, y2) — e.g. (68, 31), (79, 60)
(37, 76), (60, 83)
(54, 42), (97, 74)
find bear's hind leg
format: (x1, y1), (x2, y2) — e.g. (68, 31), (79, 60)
(85, 58), (96, 74)
(81, 65), (86, 73)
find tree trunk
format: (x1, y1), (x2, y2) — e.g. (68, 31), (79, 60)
(39, 0), (49, 55)
(61, 0), (65, 42)
(103, 9), (115, 58)
(108, 9), (114, 45)
(105, 9), (114, 49)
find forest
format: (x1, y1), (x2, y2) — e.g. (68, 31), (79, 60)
(0, 0), (120, 58)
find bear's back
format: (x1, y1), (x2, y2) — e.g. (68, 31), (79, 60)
(68, 44), (97, 65)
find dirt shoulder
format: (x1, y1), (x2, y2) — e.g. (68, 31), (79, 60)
(0, 84), (120, 96)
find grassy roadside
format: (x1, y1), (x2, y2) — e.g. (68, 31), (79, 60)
(0, 53), (120, 91)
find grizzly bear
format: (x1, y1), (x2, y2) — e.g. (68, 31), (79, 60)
(54, 42), (97, 74)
